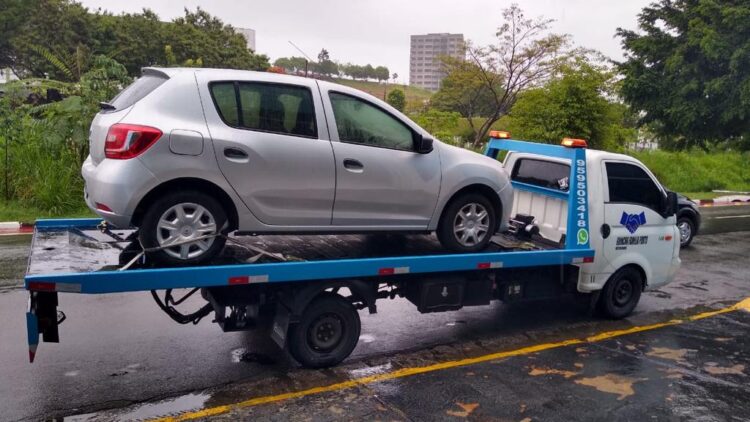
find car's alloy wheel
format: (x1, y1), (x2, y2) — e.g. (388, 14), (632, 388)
(677, 218), (694, 247)
(437, 193), (497, 253)
(453, 203), (490, 247)
(156, 202), (218, 260)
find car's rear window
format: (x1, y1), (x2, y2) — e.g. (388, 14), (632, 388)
(511, 158), (570, 191)
(109, 74), (168, 111)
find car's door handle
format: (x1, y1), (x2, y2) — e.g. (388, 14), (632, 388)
(343, 158), (364, 172)
(601, 224), (611, 239)
(224, 147), (248, 160)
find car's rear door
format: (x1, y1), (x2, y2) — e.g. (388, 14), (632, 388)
(197, 73), (335, 226)
(319, 88), (440, 227)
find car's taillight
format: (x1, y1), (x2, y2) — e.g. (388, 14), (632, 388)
(104, 124), (162, 159)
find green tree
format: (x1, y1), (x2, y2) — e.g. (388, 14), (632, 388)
(274, 56), (309, 74)
(431, 59), (497, 137)
(386, 89), (406, 112)
(374, 66), (390, 82)
(437, 4), (569, 148)
(617, 0), (750, 150)
(1, 2), (270, 78)
(413, 109), (461, 143)
(505, 59), (636, 150)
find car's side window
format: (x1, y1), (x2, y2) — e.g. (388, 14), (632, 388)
(209, 81), (317, 138)
(210, 82), (239, 126)
(606, 162), (663, 211)
(329, 92), (415, 151)
(511, 158), (570, 191)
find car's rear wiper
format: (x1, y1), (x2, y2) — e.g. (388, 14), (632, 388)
(99, 102), (116, 111)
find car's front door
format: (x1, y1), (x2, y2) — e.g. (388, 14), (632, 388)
(601, 161), (677, 281)
(200, 77), (335, 226)
(322, 90), (440, 227)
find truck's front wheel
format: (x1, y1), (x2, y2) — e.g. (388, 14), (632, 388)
(598, 267), (643, 319)
(288, 293), (361, 368)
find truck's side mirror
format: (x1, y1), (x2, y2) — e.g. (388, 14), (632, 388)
(662, 191), (678, 217)
(416, 135), (434, 154)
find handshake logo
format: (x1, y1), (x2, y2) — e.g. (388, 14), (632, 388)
(620, 211), (646, 234)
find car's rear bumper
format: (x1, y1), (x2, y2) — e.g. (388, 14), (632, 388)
(82, 156), (158, 228)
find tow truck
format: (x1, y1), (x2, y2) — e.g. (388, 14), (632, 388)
(24, 135), (681, 368)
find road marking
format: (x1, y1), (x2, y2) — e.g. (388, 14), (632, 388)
(151, 297), (750, 422)
(713, 214), (750, 220)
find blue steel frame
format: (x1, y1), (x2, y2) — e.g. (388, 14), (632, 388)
(485, 138), (591, 251)
(25, 138), (594, 358)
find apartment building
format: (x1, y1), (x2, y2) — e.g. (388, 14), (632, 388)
(237, 27), (256, 51)
(409, 33), (464, 91)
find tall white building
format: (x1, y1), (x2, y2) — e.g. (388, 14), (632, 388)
(237, 27), (256, 51)
(409, 33), (464, 91)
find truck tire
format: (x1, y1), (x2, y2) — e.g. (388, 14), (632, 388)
(288, 292), (361, 368)
(139, 191), (227, 266)
(598, 267), (643, 319)
(437, 193), (497, 253)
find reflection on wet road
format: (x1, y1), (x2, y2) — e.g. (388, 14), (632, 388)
(0, 232), (749, 421)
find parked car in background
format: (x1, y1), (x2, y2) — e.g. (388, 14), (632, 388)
(675, 193), (701, 247)
(82, 68), (513, 265)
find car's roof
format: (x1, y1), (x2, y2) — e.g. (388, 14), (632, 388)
(143, 67), (319, 86)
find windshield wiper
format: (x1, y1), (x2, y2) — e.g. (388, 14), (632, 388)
(99, 102), (116, 111)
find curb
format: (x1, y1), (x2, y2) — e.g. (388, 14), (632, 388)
(0, 222), (34, 236)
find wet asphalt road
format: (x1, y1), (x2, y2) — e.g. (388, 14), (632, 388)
(0, 228), (749, 421)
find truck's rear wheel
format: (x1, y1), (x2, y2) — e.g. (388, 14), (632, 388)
(598, 267), (642, 319)
(288, 293), (361, 368)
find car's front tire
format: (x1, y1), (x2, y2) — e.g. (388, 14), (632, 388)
(677, 216), (695, 248)
(437, 193), (497, 253)
(139, 191), (227, 266)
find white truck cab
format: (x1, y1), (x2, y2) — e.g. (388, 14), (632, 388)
(503, 138), (681, 316)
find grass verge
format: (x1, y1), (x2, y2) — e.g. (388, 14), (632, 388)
(0, 200), (94, 223)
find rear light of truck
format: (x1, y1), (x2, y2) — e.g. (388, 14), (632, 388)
(105, 124), (162, 159)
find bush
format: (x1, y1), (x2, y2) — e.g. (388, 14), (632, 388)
(631, 149), (750, 192)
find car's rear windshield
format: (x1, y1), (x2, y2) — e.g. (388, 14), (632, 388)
(108, 74), (168, 111)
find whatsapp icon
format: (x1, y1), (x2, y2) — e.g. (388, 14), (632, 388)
(577, 228), (589, 245)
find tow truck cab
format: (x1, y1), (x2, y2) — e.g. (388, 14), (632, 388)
(502, 137), (681, 295)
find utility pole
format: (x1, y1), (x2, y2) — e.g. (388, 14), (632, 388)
(288, 41), (315, 78)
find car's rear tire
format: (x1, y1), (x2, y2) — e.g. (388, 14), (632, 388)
(677, 216), (695, 248)
(287, 293), (361, 368)
(139, 190), (227, 266)
(437, 193), (497, 253)
(598, 267), (643, 319)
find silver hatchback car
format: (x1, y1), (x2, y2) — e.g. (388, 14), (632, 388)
(83, 68), (513, 265)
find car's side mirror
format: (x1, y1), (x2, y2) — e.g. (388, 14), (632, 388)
(416, 135), (434, 154)
(662, 191), (678, 217)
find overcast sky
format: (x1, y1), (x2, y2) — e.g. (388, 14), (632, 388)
(78, 0), (651, 84)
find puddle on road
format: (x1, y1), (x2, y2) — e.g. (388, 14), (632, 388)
(66, 392), (211, 421)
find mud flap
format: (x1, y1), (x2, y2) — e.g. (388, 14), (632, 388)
(27, 291), (61, 363)
(26, 311), (39, 363)
(270, 302), (291, 349)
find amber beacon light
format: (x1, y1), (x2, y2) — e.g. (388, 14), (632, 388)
(561, 138), (588, 148)
(489, 130), (511, 139)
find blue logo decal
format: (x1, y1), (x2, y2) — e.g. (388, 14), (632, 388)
(620, 211), (646, 234)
